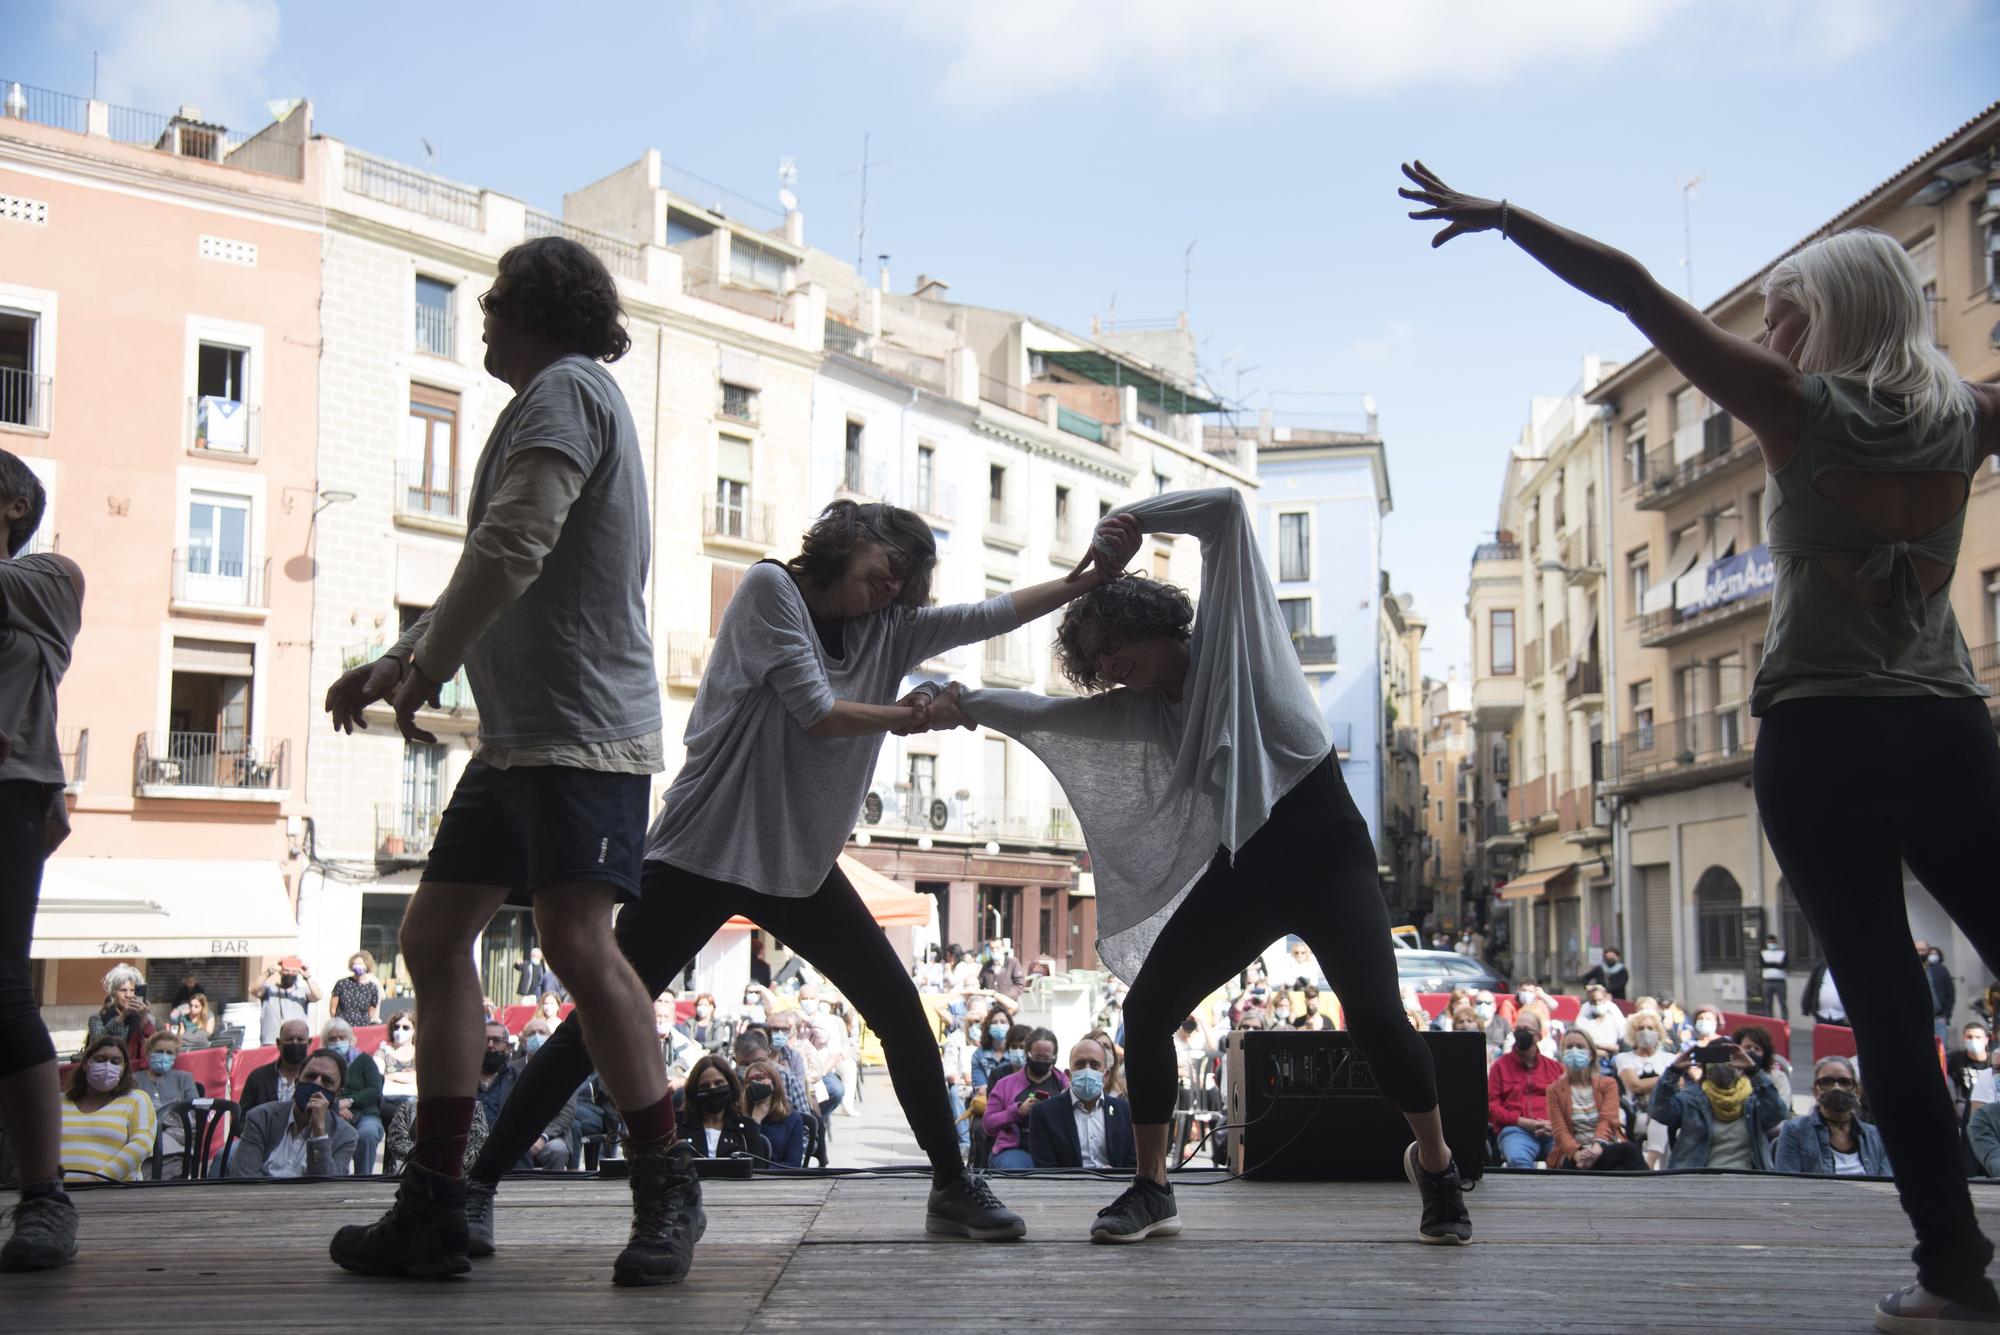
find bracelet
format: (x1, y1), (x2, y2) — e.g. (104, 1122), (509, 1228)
(1500, 199), (1511, 240)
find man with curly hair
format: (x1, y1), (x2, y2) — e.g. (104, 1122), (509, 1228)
(922, 488), (1473, 1247)
(323, 237), (680, 1284)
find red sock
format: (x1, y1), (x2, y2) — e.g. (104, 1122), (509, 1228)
(623, 1093), (676, 1148)
(411, 1096), (476, 1177)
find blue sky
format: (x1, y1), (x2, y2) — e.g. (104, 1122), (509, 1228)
(13, 0), (1999, 675)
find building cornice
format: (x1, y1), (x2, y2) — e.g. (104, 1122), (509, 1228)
(0, 135), (323, 231)
(971, 411), (1139, 485)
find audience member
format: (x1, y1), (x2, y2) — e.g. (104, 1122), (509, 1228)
(1948, 1023), (1990, 1127)
(1579, 947), (1629, 1001)
(655, 996), (700, 1081)
(683, 1055), (771, 1162)
(322, 1018), (385, 1175)
(1730, 1024), (1795, 1105)
(969, 1008), (1014, 1091)
(507, 1018), (577, 1171)
(1488, 1018), (1563, 1168)
(513, 946), (560, 1005)
(379, 1011), (418, 1122)
(1574, 983), (1626, 1057)
(537, 991), (566, 1030)
(173, 991), (219, 1047)
(473, 1019), (521, 1127)
(679, 993), (730, 1053)
(1614, 1010), (1678, 1169)
(1650, 1039), (1787, 1170)
(133, 1030), (199, 1172)
(1295, 986), (1334, 1032)
(1085, 1029), (1126, 1098)
(249, 956), (319, 1045)
(240, 1018), (315, 1114)
(1967, 1097), (2000, 1179)
(984, 1027), (1065, 1170)
(329, 951), (383, 1027)
(168, 971), (205, 1010)
(736, 1027), (810, 1121)
(1774, 1057), (1891, 1177)
(1028, 1037), (1135, 1170)
(83, 964), (154, 1067)
(1547, 1031), (1648, 1172)
(742, 1058), (806, 1168)
(229, 1047), (357, 1178)
(58, 1036), (156, 1184)
(1513, 980), (1556, 1031)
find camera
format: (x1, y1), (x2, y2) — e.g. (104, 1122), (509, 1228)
(1691, 1043), (1738, 1065)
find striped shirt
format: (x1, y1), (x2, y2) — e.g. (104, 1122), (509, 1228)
(61, 1090), (157, 1182)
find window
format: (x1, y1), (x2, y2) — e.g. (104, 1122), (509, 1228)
(1153, 471), (1169, 496)
(414, 276), (454, 358)
(193, 341), (251, 454)
(1436, 800), (1445, 823)
(908, 753), (937, 801)
(989, 464), (1007, 525)
(180, 491), (255, 605)
(715, 436), (752, 539)
(1524, 501), (1539, 554)
(1054, 485), (1072, 545)
(1278, 597), (1313, 637)
(402, 385), (461, 518)
(844, 420), (865, 492)
(1975, 192), (2000, 301)
(400, 740), (444, 839)
(915, 443), (936, 514)
(1627, 549), (1650, 614)
(1748, 488), (1765, 547)
(163, 637), (255, 787)
(710, 562), (749, 636)
(1152, 546), (1171, 580)
(1278, 511), (1311, 582)
(0, 308), (38, 428)
(1694, 867), (1744, 970)
(1985, 567), (2000, 642)
(1138, 410), (1158, 430)
(1907, 232), (1939, 344)
(1099, 500), (1113, 522)
(983, 737), (1009, 804)
(1435, 759), (1444, 783)
(1714, 652), (1744, 755)
(1631, 680), (1654, 750)
(720, 381), (757, 423)
(1674, 663), (1704, 722)
(1490, 609), (1516, 675)
(730, 239), (788, 291)
(1624, 414), (1649, 487)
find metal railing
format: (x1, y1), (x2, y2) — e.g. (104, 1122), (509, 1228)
(663, 632), (713, 688)
(59, 726), (88, 789)
(2, 80), (89, 133)
(823, 318), (868, 356)
(170, 549), (269, 609)
(341, 640), (384, 670)
(703, 499), (775, 546)
(872, 345), (949, 395)
(374, 803), (439, 861)
(343, 148), (482, 229)
(0, 367), (50, 431)
(1637, 587), (1773, 646)
(1637, 413), (1751, 505)
(678, 256), (791, 324)
(1292, 634), (1337, 666)
(911, 479), (956, 522)
(107, 103), (172, 149)
(188, 396), (260, 457)
(1563, 657), (1603, 702)
(395, 460), (462, 522)
(1607, 709), (1753, 787)
(524, 209), (644, 280)
(1973, 641), (2000, 699)
(1471, 540), (1520, 565)
(414, 304), (454, 358)
(133, 733), (289, 794)
(718, 383), (758, 425)
(981, 632), (1034, 685)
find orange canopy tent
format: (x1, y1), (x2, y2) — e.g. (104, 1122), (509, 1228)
(724, 855), (935, 930)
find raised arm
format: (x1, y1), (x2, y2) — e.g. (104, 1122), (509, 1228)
(1400, 161), (1804, 460)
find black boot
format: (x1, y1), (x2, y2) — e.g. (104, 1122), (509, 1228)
(329, 1161), (472, 1279)
(611, 1138), (705, 1288)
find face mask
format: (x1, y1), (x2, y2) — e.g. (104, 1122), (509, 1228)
(799, 1000), (820, 1015)
(1025, 1057), (1055, 1078)
(481, 1049), (508, 1074)
(279, 1041), (310, 1066)
(351, 963), (366, 976)
(1006, 1048), (1026, 1066)
(329, 1041), (353, 1060)
(1562, 1048), (1592, 1072)
(1513, 1027), (1539, 1051)
(391, 1027), (412, 1043)
(696, 1005), (713, 1019)
(1819, 1088), (1861, 1118)
(149, 1053), (177, 1076)
(746, 1080), (774, 1104)
(1070, 1069), (1104, 1103)
(1930, 952), (1943, 965)
(692, 1085), (734, 1111)
(988, 1024), (1008, 1043)
(1634, 1030), (1660, 1053)
(1474, 1002), (1494, 1020)
(1969, 1041), (1990, 1060)
(279, 974), (298, 988)
(1516, 991), (1532, 1005)
(771, 1032), (790, 1050)
(293, 1080), (329, 1113)
(1694, 1017), (1718, 1037)
(524, 1034), (546, 1055)
(655, 1019), (672, 1036)
(86, 1060), (122, 1092)
(745, 995), (760, 1007)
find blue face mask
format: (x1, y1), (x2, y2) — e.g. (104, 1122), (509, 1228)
(988, 1025), (1008, 1043)
(1562, 1048), (1593, 1072)
(771, 1032), (790, 1050)
(329, 1041), (353, 1060)
(294, 1080), (329, 1113)
(1069, 1068), (1104, 1103)
(1005, 1048), (1026, 1066)
(524, 1034), (546, 1055)
(149, 1052), (177, 1076)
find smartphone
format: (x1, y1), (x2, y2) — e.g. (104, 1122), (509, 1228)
(1692, 1043), (1737, 1065)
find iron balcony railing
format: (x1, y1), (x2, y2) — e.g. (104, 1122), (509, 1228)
(189, 396), (260, 458)
(60, 726), (88, 790)
(1636, 412), (1753, 506)
(1471, 540), (1520, 565)
(2, 79), (89, 133)
(1292, 634), (1338, 667)
(414, 303), (454, 358)
(1973, 642), (2000, 699)
(1563, 657), (1603, 703)
(395, 458), (463, 523)
(343, 148), (482, 228)
(0, 367), (50, 431)
(718, 382), (758, 425)
(678, 255), (792, 324)
(374, 802), (440, 861)
(911, 479), (957, 522)
(133, 733), (289, 794)
(664, 632), (713, 689)
(703, 499), (775, 546)
(170, 549), (269, 609)
(981, 631), (1034, 685)
(524, 209), (644, 280)
(1608, 708), (1754, 788)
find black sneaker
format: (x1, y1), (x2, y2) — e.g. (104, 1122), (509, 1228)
(464, 1179), (496, 1259)
(329, 1162), (472, 1279)
(925, 1171), (1027, 1241)
(0, 1188), (78, 1273)
(1402, 1142), (1473, 1245)
(611, 1138), (705, 1288)
(1876, 1282), (2000, 1333)
(1089, 1178), (1181, 1244)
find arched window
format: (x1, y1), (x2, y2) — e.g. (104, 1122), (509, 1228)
(1694, 866), (1744, 970)
(1778, 879), (1822, 970)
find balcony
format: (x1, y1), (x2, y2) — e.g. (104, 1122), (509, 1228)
(1635, 413), (1759, 510)
(1975, 642), (2000, 716)
(664, 632), (713, 691)
(1480, 803), (1524, 851)
(393, 460), (465, 533)
(703, 499), (776, 551)
(1056, 404), (1106, 444)
(59, 725), (87, 793)
(1507, 773), (1558, 832)
(1292, 634), (1338, 668)
(343, 148), (481, 228)
(1638, 588), (1772, 648)
(983, 500), (1026, 553)
(1522, 639), (1542, 682)
(965, 801), (1088, 851)
(1563, 657), (1603, 707)
(1557, 780), (1609, 843)
(1558, 526), (1602, 585)
(133, 733), (289, 800)
(414, 304), (454, 358)
(1050, 517), (1087, 566)
(374, 802), (439, 864)
(717, 382), (759, 427)
(910, 480), (957, 525)
(525, 209), (645, 281)
(0, 366), (51, 432)
(981, 631), (1034, 687)
(679, 256), (792, 326)
(170, 549), (269, 616)
(1605, 709), (1754, 795)
(188, 396), (260, 460)
(979, 373), (1042, 420)
(1471, 540), (1520, 567)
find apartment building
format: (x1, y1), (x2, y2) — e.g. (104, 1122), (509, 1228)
(0, 84), (320, 1020)
(1594, 102), (2000, 1017)
(1422, 675), (1471, 920)
(1380, 584), (1428, 917)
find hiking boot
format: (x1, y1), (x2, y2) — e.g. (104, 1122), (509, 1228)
(1088, 1177), (1181, 1244)
(925, 1171), (1027, 1240)
(1403, 1142), (1473, 1245)
(329, 1162), (471, 1279)
(464, 1179), (497, 1259)
(611, 1138), (704, 1288)
(0, 1188), (78, 1273)
(1876, 1282), (2000, 1334)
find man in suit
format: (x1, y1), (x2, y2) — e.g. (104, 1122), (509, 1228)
(513, 948), (561, 1005)
(1028, 1037), (1135, 1170)
(228, 1048), (359, 1178)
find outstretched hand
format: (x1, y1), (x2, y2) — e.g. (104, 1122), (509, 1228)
(914, 683), (976, 735)
(1068, 513), (1141, 585)
(1398, 161), (1505, 248)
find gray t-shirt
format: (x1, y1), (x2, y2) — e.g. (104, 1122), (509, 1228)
(457, 355), (659, 749)
(1705, 1111), (1756, 1171)
(258, 979), (311, 1044)
(646, 562), (1020, 894)
(0, 554), (83, 786)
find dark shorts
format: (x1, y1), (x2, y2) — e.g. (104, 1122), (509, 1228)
(423, 759), (648, 904)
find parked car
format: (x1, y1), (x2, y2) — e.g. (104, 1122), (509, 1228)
(1394, 950), (1508, 995)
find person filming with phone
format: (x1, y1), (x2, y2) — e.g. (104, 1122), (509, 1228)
(983, 1027), (1065, 1169)
(1649, 1038), (1787, 1170)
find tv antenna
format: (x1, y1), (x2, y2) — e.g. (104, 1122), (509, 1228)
(1679, 174), (1702, 303)
(843, 133), (893, 273)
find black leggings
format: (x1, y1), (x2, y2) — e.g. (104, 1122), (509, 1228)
(1754, 695), (2000, 1308)
(0, 782), (57, 1079)
(471, 861), (963, 1183)
(1121, 754), (1440, 1125)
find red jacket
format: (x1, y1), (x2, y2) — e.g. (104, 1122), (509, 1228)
(1487, 1050), (1564, 1132)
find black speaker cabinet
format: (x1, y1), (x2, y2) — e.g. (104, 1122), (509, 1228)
(1224, 1029), (1486, 1180)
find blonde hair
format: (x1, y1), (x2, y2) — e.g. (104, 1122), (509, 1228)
(1762, 227), (1974, 441)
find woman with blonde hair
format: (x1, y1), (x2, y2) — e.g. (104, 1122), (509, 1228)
(1547, 1030), (1647, 1172)
(1405, 163), (2000, 1326)
(174, 991), (219, 1046)
(330, 950), (382, 1027)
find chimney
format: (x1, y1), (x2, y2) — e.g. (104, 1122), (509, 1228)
(914, 274), (950, 301)
(783, 208), (805, 247)
(878, 255), (892, 293)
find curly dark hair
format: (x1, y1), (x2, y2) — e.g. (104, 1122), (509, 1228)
(479, 236), (630, 362)
(1053, 573), (1194, 692)
(0, 449), (47, 556)
(67, 1035), (136, 1103)
(785, 499), (936, 615)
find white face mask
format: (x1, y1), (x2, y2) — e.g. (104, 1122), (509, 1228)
(1694, 1017), (1718, 1037)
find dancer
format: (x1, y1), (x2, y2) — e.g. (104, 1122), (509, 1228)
(1398, 161), (2000, 1331)
(460, 499), (1143, 1261)
(0, 451), (85, 1272)
(322, 237), (682, 1285)
(920, 485), (1473, 1245)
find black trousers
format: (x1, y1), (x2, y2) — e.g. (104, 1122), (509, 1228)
(1755, 695), (1999, 1307)
(471, 861), (963, 1183)
(0, 782), (56, 1079)
(1121, 754), (1440, 1126)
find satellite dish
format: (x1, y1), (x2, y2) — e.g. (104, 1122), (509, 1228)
(778, 188), (798, 212)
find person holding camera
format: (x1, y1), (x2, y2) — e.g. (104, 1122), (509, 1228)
(249, 956), (320, 1046)
(1649, 1038), (1787, 1170)
(229, 1047), (358, 1179)
(1775, 1057), (1891, 1177)
(83, 964), (155, 1069)
(1547, 1030), (1648, 1172)
(983, 1028), (1065, 1170)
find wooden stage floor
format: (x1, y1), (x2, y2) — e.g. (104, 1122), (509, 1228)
(11, 1170), (1991, 1332)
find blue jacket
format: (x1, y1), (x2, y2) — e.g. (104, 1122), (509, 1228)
(1027, 1090), (1137, 1170)
(1968, 1101), (2000, 1177)
(1772, 1109), (1892, 1176)
(1649, 1067), (1787, 1170)
(761, 1109), (807, 1168)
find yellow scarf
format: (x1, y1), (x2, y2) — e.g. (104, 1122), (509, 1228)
(1702, 1074), (1752, 1123)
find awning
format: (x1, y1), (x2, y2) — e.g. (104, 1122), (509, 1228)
(32, 858), (298, 959)
(725, 855), (936, 930)
(1037, 350), (1224, 415)
(1498, 864), (1579, 903)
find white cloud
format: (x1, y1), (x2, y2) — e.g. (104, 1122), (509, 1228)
(64, 0), (281, 129)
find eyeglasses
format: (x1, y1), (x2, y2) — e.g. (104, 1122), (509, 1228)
(1814, 1076), (1857, 1090)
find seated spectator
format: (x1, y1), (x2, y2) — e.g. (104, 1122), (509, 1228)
(385, 1096), (491, 1175)
(228, 1048), (357, 1178)
(684, 1055), (772, 1162)
(1488, 1018), (1563, 1168)
(537, 991), (566, 1030)
(507, 1019), (577, 1171)
(968, 1006), (1013, 1091)
(60, 1035), (156, 1183)
(1547, 1030), (1649, 1171)
(1774, 1057), (1891, 1177)
(679, 993), (730, 1053)
(1295, 986), (1334, 1032)
(742, 1058), (806, 1167)
(322, 1018), (385, 1175)
(1029, 1037), (1135, 1170)
(474, 1019), (520, 1128)
(1574, 983), (1626, 1057)
(169, 970), (206, 1011)
(1401, 987), (1430, 1031)
(1269, 989), (1296, 1027)
(1968, 1097), (2000, 1179)
(1948, 1022), (1989, 1127)
(737, 1027), (810, 1116)
(1513, 980), (1556, 1032)
(1085, 1028), (1126, 1098)
(655, 996), (700, 1082)
(1649, 1038), (1787, 1170)
(1430, 987), (1474, 1032)
(173, 991), (219, 1047)
(1472, 989), (1508, 1056)
(1685, 1002), (1727, 1052)
(329, 950), (383, 1027)
(1614, 1010), (1677, 1169)
(1730, 1024), (1795, 1107)
(240, 1018), (315, 1114)
(134, 1030), (199, 1172)
(378, 1011), (417, 1123)
(84, 964), (154, 1067)
(985, 1027), (1065, 1170)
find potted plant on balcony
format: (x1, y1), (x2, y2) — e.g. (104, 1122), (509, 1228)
(380, 832), (405, 857)
(1674, 748), (1697, 766)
